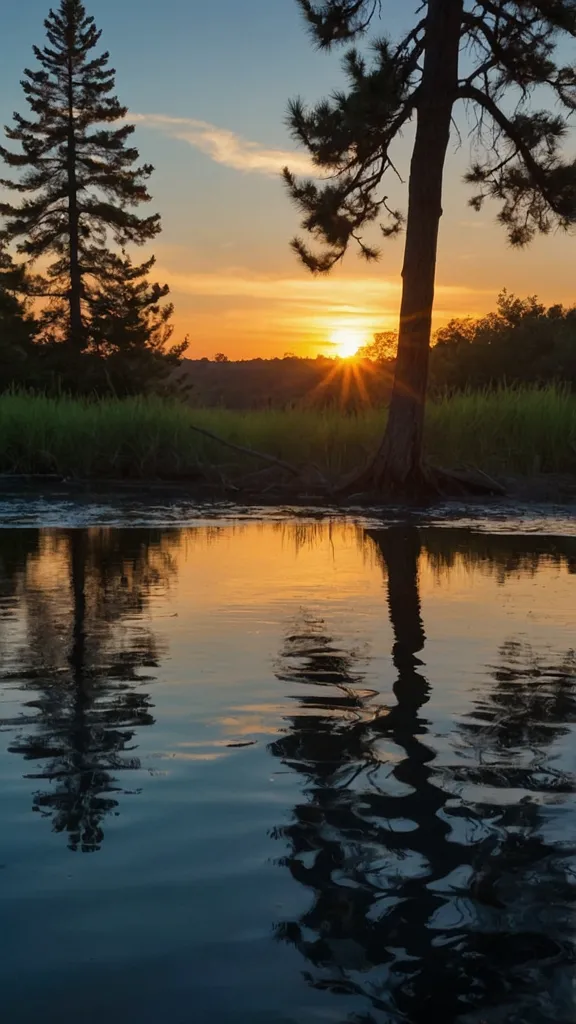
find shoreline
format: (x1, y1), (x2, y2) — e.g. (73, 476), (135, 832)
(0, 471), (575, 507)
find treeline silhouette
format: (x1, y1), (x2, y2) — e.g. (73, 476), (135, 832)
(174, 292), (576, 410)
(431, 291), (576, 392)
(176, 354), (392, 410)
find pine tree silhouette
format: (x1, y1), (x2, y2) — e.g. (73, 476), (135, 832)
(285, 1), (576, 491)
(87, 251), (188, 393)
(0, 0), (160, 350)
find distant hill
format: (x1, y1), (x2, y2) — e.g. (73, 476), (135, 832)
(174, 356), (393, 409)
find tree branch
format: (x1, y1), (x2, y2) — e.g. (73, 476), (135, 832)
(458, 83), (560, 210)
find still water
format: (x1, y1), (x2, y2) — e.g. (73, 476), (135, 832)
(0, 520), (574, 1023)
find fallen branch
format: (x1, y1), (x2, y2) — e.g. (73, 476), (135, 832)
(433, 465), (506, 496)
(190, 424), (300, 476)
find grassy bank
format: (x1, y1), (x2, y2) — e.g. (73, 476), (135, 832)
(0, 388), (574, 481)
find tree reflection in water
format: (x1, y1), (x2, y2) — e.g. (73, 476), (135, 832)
(0, 528), (178, 853)
(271, 527), (576, 1024)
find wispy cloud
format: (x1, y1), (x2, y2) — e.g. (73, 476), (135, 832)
(155, 267), (488, 308)
(158, 268), (399, 304)
(132, 113), (315, 177)
(157, 267), (493, 347)
(155, 264), (495, 353)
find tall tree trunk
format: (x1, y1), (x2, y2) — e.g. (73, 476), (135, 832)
(372, 0), (464, 491)
(66, 52), (83, 350)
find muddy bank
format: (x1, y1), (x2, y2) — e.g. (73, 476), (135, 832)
(0, 470), (575, 507)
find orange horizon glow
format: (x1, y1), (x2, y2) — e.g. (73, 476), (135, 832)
(155, 185), (576, 361)
(330, 326), (369, 359)
(162, 261), (549, 361)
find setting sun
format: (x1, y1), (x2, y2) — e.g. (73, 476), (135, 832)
(330, 327), (367, 359)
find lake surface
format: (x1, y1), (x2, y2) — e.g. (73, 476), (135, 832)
(0, 510), (574, 1023)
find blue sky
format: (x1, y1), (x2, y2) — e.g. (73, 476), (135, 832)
(1, 1), (574, 357)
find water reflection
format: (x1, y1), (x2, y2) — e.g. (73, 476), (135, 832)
(0, 520), (573, 1022)
(421, 528), (576, 579)
(0, 529), (178, 852)
(271, 527), (576, 1023)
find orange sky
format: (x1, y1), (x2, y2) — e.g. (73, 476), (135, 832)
(2, 1), (575, 361)
(150, 119), (576, 360)
(158, 222), (576, 360)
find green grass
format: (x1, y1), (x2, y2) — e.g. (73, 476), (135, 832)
(0, 387), (574, 480)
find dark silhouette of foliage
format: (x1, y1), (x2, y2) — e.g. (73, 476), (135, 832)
(174, 353), (393, 409)
(0, 0), (161, 351)
(0, 246), (37, 384)
(0, 250), (188, 396)
(356, 330), (397, 362)
(431, 289), (576, 390)
(285, 1), (576, 490)
(86, 252), (188, 394)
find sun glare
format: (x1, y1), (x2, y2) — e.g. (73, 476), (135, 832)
(330, 327), (367, 359)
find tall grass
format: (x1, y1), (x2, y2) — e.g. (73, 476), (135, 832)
(0, 387), (574, 480)
(425, 387), (576, 475)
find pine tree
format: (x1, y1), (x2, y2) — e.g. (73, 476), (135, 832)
(285, 1), (576, 492)
(87, 252), (188, 393)
(0, 0), (160, 351)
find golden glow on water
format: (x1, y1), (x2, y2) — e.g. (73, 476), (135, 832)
(26, 522), (575, 634)
(18, 518), (572, 772)
(11, 522), (576, 749)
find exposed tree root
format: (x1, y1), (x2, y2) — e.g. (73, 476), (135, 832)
(338, 459), (506, 500)
(190, 422), (506, 501)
